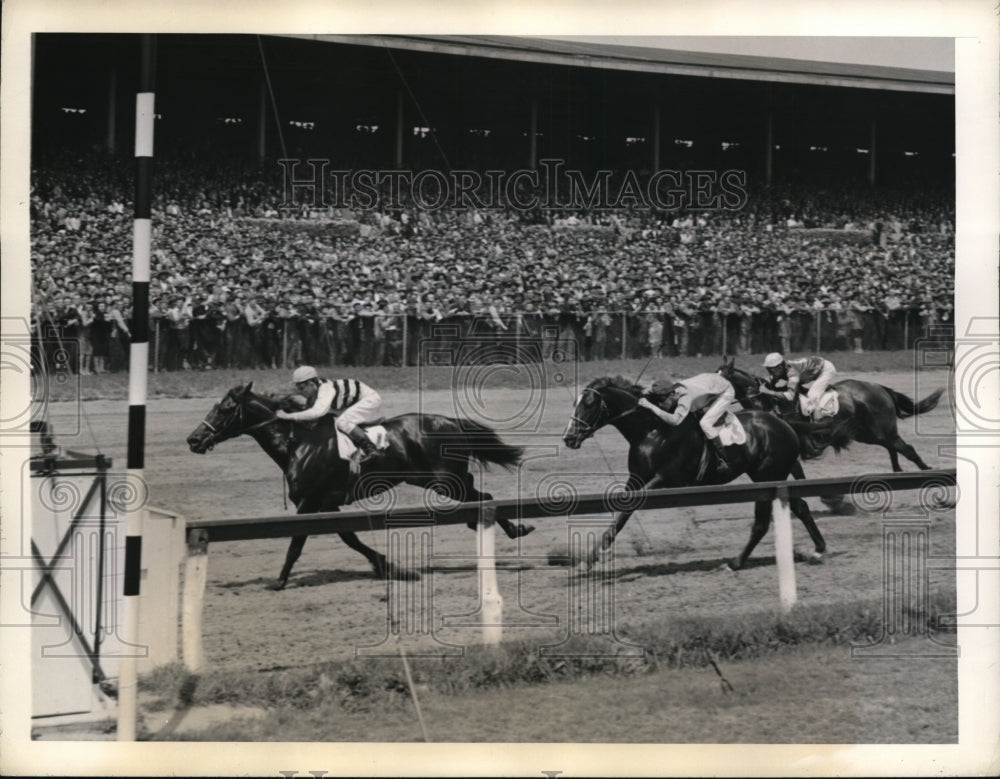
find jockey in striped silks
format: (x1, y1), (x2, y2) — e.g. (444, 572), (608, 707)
(277, 365), (382, 463)
(760, 352), (837, 418)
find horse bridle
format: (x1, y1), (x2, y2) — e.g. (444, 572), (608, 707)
(571, 386), (641, 439)
(200, 393), (279, 445)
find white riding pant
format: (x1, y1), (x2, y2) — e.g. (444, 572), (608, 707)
(699, 385), (736, 440)
(335, 392), (382, 434)
(803, 363), (837, 406)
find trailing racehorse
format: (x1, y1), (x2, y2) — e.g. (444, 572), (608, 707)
(562, 376), (853, 570)
(187, 383), (531, 588)
(718, 357), (944, 472)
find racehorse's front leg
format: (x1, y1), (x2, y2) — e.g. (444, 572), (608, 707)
(277, 535), (307, 589)
(790, 496), (826, 563)
(727, 500), (772, 571)
(580, 473), (664, 570)
(336, 531), (420, 580)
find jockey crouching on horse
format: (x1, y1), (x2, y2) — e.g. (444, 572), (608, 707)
(759, 353), (837, 419)
(276, 365), (381, 464)
(638, 372), (737, 479)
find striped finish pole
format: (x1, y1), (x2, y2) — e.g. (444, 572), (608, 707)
(118, 33), (155, 742)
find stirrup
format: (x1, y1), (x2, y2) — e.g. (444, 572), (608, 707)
(353, 444), (378, 464)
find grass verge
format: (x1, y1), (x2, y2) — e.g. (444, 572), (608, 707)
(139, 587), (956, 717)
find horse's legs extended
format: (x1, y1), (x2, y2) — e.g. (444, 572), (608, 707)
(789, 496), (826, 562)
(728, 500), (773, 570)
(586, 473), (665, 565)
(426, 470), (535, 539)
(890, 436), (933, 470)
(789, 460), (851, 516)
(338, 531), (392, 578)
(886, 445), (904, 472)
(278, 535), (308, 589)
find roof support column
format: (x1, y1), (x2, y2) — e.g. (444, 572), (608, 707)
(653, 105), (661, 171)
(396, 91), (404, 167)
(529, 97), (537, 169)
(765, 110), (773, 187)
(257, 80), (267, 160)
(106, 67), (117, 154)
(868, 119), (877, 187)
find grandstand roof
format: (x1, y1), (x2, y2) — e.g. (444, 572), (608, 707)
(286, 34), (954, 94)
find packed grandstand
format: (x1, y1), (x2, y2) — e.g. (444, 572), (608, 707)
(30, 35), (954, 373)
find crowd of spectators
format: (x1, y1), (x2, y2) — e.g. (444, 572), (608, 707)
(31, 150), (955, 373)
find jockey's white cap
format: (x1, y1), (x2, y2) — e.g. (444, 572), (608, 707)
(763, 353), (785, 368)
(292, 365), (319, 383)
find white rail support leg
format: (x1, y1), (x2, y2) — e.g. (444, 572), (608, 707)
(182, 529), (209, 671)
(772, 486), (798, 614)
(479, 504), (503, 645)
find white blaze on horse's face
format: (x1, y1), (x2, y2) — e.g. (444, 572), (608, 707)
(563, 392), (587, 446)
(563, 393), (582, 439)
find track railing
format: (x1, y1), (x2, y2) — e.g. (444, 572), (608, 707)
(181, 468), (956, 669)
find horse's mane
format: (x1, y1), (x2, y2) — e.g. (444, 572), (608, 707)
(229, 384), (305, 413)
(589, 376), (645, 397)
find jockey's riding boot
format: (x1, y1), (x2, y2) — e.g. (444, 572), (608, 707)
(709, 435), (728, 469)
(346, 425), (378, 464)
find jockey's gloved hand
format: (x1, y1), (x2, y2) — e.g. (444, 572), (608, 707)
(276, 410), (292, 420)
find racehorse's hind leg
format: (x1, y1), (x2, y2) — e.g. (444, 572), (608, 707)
(891, 436), (933, 470)
(336, 531), (418, 580)
(795, 456), (849, 513)
(580, 473), (664, 569)
(442, 471), (534, 539)
(277, 535), (307, 589)
(885, 445), (903, 472)
(790, 497), (826, 563)
(728, 500), (772, 571)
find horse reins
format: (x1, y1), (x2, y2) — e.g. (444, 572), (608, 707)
(571, 386), (642, 440)
(200, 395), (280, 445)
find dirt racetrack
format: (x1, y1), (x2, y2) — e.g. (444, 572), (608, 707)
(43, 369), (956, 672)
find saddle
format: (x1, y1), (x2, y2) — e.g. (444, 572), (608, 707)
(798, 389), (840, 419)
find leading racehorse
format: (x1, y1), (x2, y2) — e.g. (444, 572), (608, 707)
(187, 383), (532, 588)
(718, 357), (944, 472)
(562, 376), (853, 570)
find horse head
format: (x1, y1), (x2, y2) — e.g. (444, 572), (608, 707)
(187, 382), (279, 454)
(717, 357), (762, 400)
(563, 376), (644, 449)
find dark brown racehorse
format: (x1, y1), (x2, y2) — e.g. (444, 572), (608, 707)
(187, 383), (531, 588)
(718, 357), (944, 472)
(562, 376), (852, 570)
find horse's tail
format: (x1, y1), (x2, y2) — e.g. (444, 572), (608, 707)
(451, 418), (524, 470)
(788, 418), (855, 460)
(881, 386), (945, 418)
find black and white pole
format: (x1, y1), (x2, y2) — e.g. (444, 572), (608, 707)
(118, 33), (155, 742)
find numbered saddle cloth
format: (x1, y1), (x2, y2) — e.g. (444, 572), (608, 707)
(717, 412), (747, 447)
(798, 390), (840, 419)
(336, 425), (390, 461)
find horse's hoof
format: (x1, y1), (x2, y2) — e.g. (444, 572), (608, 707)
(270, 579), (288, 591)
(808, 553), (824, 565)
(719, 559), (739, 572)
(517, 523), (536, 538)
